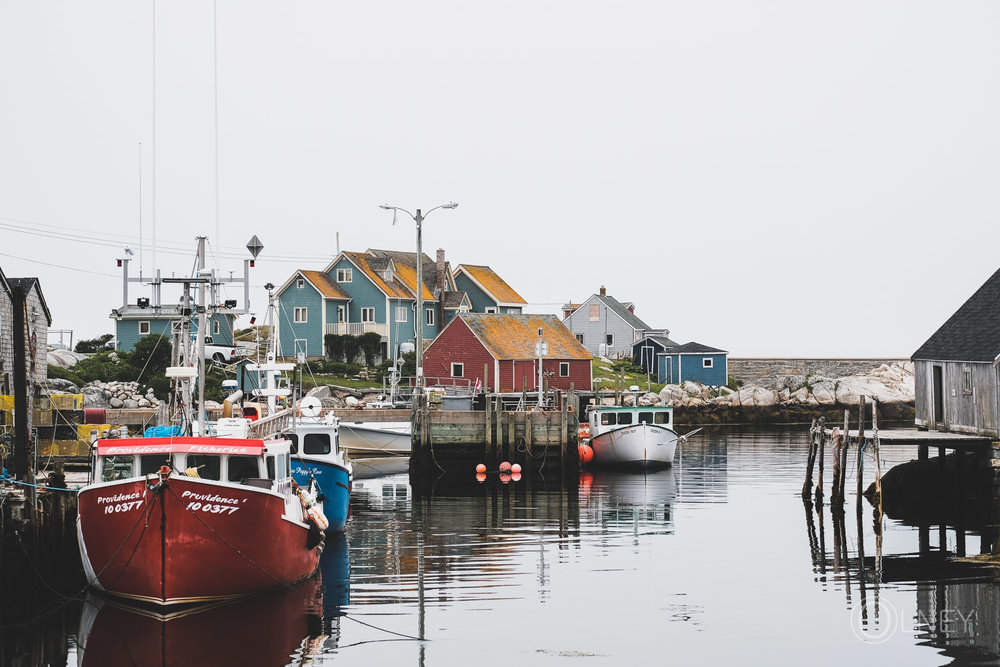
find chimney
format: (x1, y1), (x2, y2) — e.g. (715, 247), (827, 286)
(436, 249), (446, 293)
(436, 249), (446, 329)
(599, 286), (606, 296)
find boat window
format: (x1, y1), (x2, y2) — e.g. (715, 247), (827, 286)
(638, 412), (654, 424)
(100, 456), (134, 481)
(617, 413), (633, 425)
(303, 433), (331, 455)
(601, 413), (615, 426)
(278, 453), (287, 479)
(228, 455), (261, 482)
(266, 455), (276, 480)
(286, 433), (298, 454)
(140, 454), (172, 476)
(185, 454), (221, 480)
(654, 412), (670, 424)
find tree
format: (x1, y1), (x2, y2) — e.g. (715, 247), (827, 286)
(325, 334), (346, 361)
(75, 334), (114, 353)
(359, 332), (382, 367)
(127, 334), (173, 397)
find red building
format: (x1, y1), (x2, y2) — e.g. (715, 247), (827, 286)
(422, 313), (592, 392)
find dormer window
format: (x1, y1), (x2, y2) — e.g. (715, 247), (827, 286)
(383, 269), (394, 282)
(296, 279), (305, 289)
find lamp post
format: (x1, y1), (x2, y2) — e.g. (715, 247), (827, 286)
(379, 202), (458, 389)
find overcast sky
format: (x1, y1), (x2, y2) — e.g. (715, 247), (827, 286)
(2, 1), (999, 357)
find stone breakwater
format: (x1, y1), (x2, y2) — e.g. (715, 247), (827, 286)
(616, 361), (915, 424)
(41, 377), (163, 410)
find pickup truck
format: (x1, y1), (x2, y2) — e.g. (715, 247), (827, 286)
(203, 336), (248, 363)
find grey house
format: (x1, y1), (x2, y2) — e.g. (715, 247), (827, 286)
(562, 287), (668, 358)
(912, 267), (1000, 437)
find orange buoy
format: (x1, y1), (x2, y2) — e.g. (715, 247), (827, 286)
(499, 461), (512, 473)
(511, 463), (522, 474)
(475, 463), (487, 474)
(578, 443), (594, 465)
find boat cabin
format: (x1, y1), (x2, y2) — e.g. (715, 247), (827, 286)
(589, 406), (674, 434)
(93, 437), (294, 494)
(284, 416), (342, 461)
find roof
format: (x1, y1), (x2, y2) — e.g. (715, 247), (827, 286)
(0, 265), (10, 296)
(455, 265), (527, 305)
(912, 267), (1000, 362)
(592, 293), (650, 331)
(456, 313), (592, 360)
(662, 341), (727, 355)
(299, 270), (350, 299)
(633, 335), (680, 349)
(8, 277), (52, 325)
(443, 291), (470, 309)
(342, 251), (427, 300)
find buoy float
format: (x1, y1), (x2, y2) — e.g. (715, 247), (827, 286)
(511, 472), (522, 482)
(499, 461), (512, 473)
(476, 472), (487, 483)
(475, 463), (487, 474)
(307, 505), (330, 531)
(499, 472), (512, 484)
(578, 443), (594, 465)
(511, 463), (522, 474)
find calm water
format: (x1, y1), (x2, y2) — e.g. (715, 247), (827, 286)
(5, 427), (1000, 666)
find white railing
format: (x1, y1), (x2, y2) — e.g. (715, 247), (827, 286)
(324, 322), (388, 338)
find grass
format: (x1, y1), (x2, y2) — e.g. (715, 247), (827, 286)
(591, 358), (665, 395)
(300, 374), (382, 392)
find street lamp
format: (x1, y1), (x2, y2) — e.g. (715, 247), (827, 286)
(379, 202), (458, 388)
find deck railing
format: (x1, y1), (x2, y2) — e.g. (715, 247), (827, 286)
(324, 322), (388, 338)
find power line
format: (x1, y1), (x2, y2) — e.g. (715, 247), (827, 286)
(0, 251), (119, 277)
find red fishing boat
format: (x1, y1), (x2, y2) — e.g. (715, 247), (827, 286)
(76, 238), (326, 606)
(77, 436), (324, 606)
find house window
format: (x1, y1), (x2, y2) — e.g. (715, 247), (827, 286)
(213, 320), (221, 335)
(337, 305), (346, 322)
(485, 307), (497, 314)
(575, 334), (584, 344)
(361, 307), (375, 323)
(963, 367), (973, 395)
(589, 304), (600, 321)
(703, 358), (713, 369)
(139, 321), (150, 335)
(336, 268), (352, 283)
(451, 362), (464, 378)
(559, 362), (569, 377)
(296, 279), (305, 289)
(395, 306), (408, 323)
(605, 334), (614, 347)
(294, 307), (308, 323)
(426, 308), (435, 326)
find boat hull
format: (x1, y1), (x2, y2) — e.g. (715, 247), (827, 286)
(338, 421), (412, 455)
(589, 423), (678, 468)
(290, 458), (351, 532)
(77, 476), (321, 606)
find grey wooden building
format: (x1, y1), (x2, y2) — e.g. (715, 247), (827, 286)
(912, 267), (1000, 437)
(562, 287), (669, 358)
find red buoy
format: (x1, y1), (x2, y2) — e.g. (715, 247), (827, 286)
(578, 443), (594, 465)
(475, 463), (487, 474)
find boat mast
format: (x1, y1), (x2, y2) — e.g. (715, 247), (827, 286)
(196, 236), (209, 431)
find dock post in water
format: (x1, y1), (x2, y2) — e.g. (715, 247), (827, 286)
(803, 418), (820, 498)
(815, 418), (826, 504)
(856, 396), (866, 505)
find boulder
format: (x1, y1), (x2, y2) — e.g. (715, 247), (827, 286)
(109, 397), (124, 408)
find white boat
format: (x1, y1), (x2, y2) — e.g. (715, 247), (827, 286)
(585, 405), (679, 469)
(338, 420), (412, 455)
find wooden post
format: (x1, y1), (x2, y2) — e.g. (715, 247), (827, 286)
(872, 400), (883, 531)
(485, 366), (493, 456)
(559, 392), (567, 470)
(507, 412), (515, 461)
(815, 417), (826, 504)
(856, 396), (866, 503)
(525, 410), (533, 458)
(803, 418), (819, 498)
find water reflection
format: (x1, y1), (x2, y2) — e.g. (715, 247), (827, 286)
(73, 530), (350, 666)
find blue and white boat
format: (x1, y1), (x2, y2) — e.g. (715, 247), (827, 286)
(286, 403), (352, 532)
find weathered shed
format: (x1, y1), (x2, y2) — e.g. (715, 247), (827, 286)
(912, 267), (1000, 436)
(422, 313), (593, 392)
(632, 334), (679, 375)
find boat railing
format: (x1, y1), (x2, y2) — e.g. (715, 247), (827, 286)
(248, 410), (294, 440)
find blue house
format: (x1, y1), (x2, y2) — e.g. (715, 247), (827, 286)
(453, 264), (527, 314)
(657, 342), (728, 386)
(276, 248), (479, 362)
(112, 307), (238, 352)
(632, 334), (679, 375)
